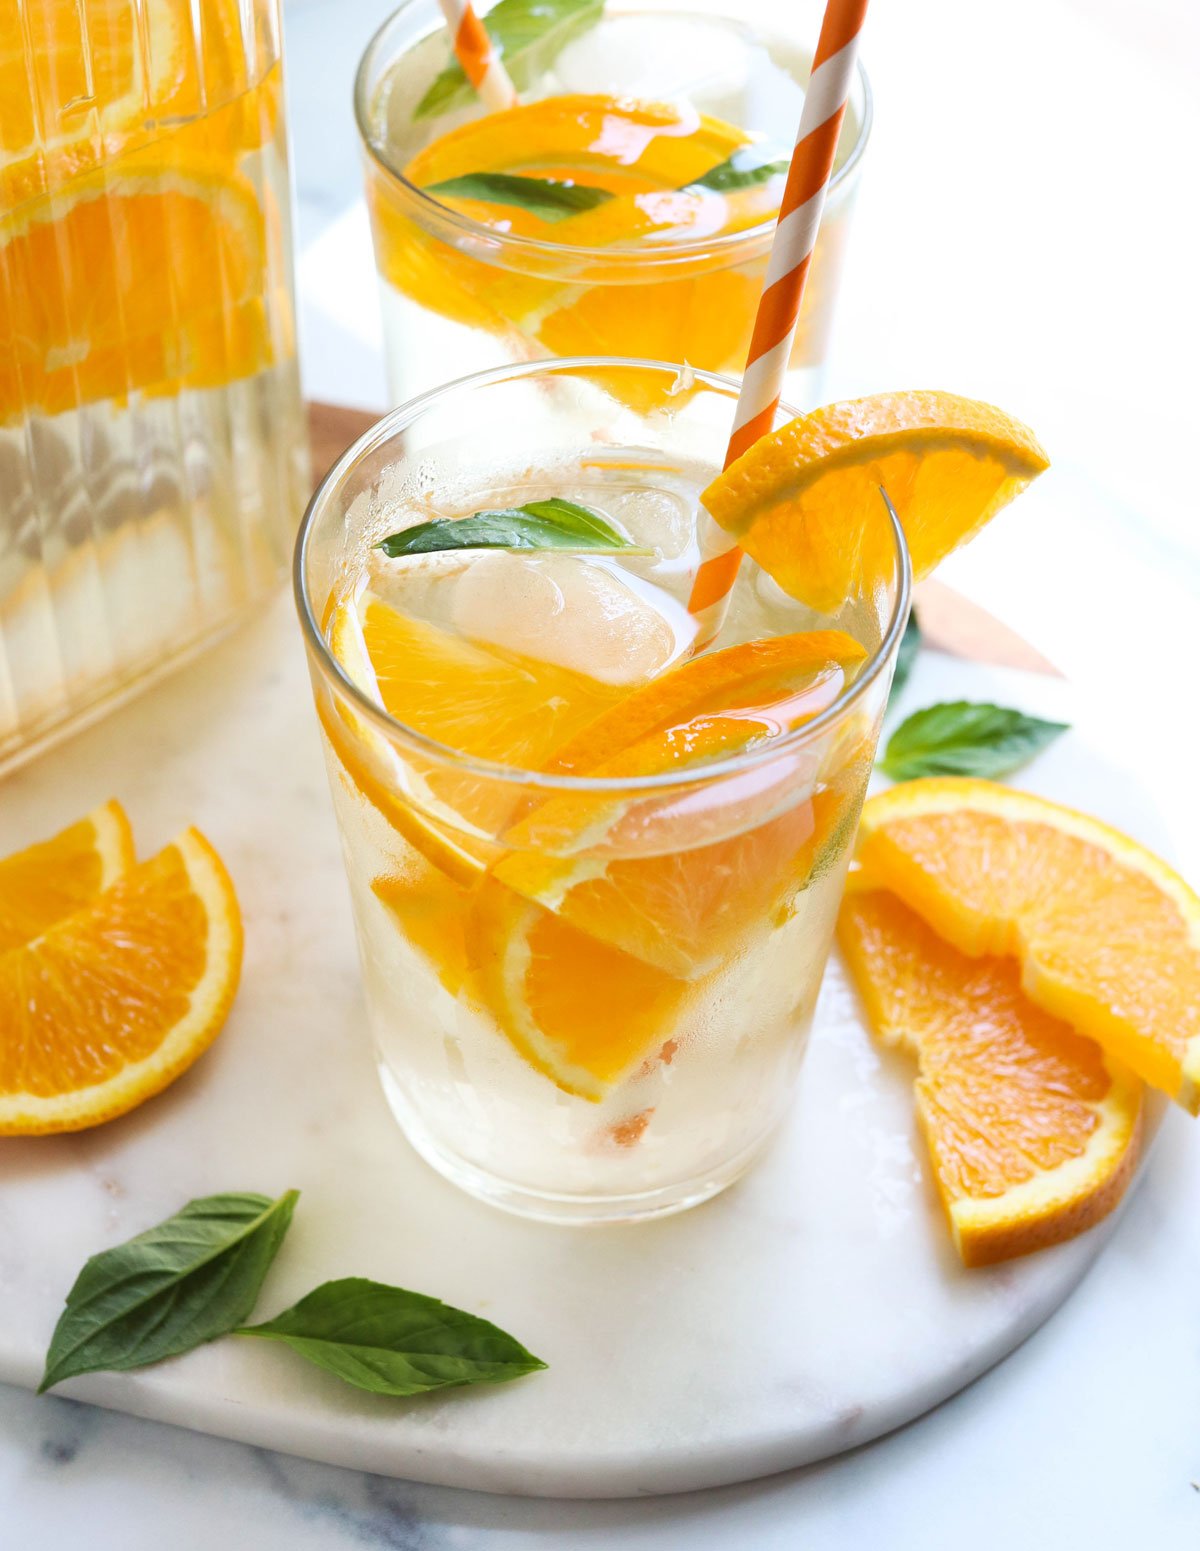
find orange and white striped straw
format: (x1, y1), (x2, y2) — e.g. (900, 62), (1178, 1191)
(687, 0), (870, 644)
(438, 0), (517, 112)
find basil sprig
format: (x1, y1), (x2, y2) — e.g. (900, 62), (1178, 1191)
(415, 0), (604, 119)
(377, 496), (643, 558)
(428, 142), (790, 222)
(39, 1191), (299, 1392)
(881, 701), (1069, 781)
(239, 1278), (546, 1397)
(427, 172), (614, 223)
(40, 1193), (546, 1401)
(683, 147), (789, 193)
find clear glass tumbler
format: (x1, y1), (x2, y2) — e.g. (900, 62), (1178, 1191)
(0, 0), (309, 773)
(355, 0), (871, 407)
(295, 358), (908, 1223)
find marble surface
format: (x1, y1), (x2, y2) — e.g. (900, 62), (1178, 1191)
(0, 628), (1156, 1499)
(4, 0), (1199, 1543)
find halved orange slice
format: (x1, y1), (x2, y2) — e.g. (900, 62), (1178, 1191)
(1, 0), (279, 209)
(838, 884), (1143, 1267)
(0, 829), (242, 1134)
(0, 166), (271, 423)
(701, 392), (1050, 612)
(494, 631), (870, 977)
(468, 878), (692, 1101)
(0, 800), (134, 956)
(855, 779), (1200, 1113)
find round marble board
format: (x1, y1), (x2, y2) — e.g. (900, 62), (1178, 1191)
(0, 417), (1174, 1498)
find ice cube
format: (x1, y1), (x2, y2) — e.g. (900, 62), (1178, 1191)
(449, 550), (685, 685)
(552, 16), (752, 114)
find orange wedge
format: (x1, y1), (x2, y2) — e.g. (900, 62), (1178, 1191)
(838, 884), (1143, 1267)
(469, 878), (693, 1101)
(701, 392), (1050, 612)
(855, 779), (1200, 1113)
(0, 166), (271, 423)
(0, 800), (134, 956)
(494, 632), (870, 977)
(0, 829), (242, 1134)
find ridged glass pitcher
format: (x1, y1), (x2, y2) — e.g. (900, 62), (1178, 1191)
(0, 0), (308, 771)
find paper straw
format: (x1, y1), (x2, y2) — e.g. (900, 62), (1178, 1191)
(687, 0), (870, 643)
(438, 0), (517, 112)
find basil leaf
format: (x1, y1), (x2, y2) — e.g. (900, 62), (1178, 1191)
(685, 146), (789, 194)
(881, 701), (1069, 782)
(377, 497), (639, 557)
(427, 172), (614, 223)
(238, 1277), (547, 1397)
(40, 1191), (299, 1393)
(888, 608), (921, 705)
(415, 0), (604, 119)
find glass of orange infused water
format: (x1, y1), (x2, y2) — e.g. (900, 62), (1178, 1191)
(0, 0), (308, 773)
(296, 358), (908, 1222)
(354, 0), (870, 407)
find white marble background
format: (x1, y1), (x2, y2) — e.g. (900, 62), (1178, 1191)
(3, 0), (1199, 1544)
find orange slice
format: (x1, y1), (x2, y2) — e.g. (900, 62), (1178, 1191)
(469, 877), (692, 1101)
(855, 779), (1200, 1113)
(339, 592), (622, 771)
(0, 166), (271, 423)
(368, 94), (785, 390)
(546, 629), (867, 774)
(701, 392), (1050, 612)
(328, 590), (625, 842)
(494, 632), (870, 977)
(404, 94), (759, 244)
(838, 884), (1143, 1267)
(0, 829), (242, 1134)
(0, 800), (134, 956)
(373, 865), (475, 1000)
(1, 0), (279, 209)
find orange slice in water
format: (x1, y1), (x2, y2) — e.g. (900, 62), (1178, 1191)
(855, 778), (1200, 1113)
(328, 591), (624, 840)
(0, 166), (272, 423)
(469, 877), (693, 1102)
(1, 0), (280, 209)
(0, 800), (134, 956)
(493, 631), (870, 977)
(370, 94), (780, 386)
(701, 392), (1050, 613)
(838, 883), (1143, 1267)
(0, 828), (242, 1134)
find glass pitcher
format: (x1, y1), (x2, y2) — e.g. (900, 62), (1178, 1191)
(0, 0), (308, 772)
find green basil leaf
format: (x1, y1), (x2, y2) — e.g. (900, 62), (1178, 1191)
(238, 1277), (547, 1397)
(415, 0), (604, 119)
(881, 701), (1069, 782)
(888, 608), (921, 705)
(378, 497), (639, 557)
(684, 146), (789, 194)
(427, 172), (614, 223)
(40, 1191), (299, 1393)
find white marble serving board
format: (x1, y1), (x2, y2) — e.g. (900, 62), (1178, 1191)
(0, 595), (1174, 1499)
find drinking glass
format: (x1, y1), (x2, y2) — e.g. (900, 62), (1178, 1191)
(355, 0), (871, 406)
(295, 357), (908, 1223)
